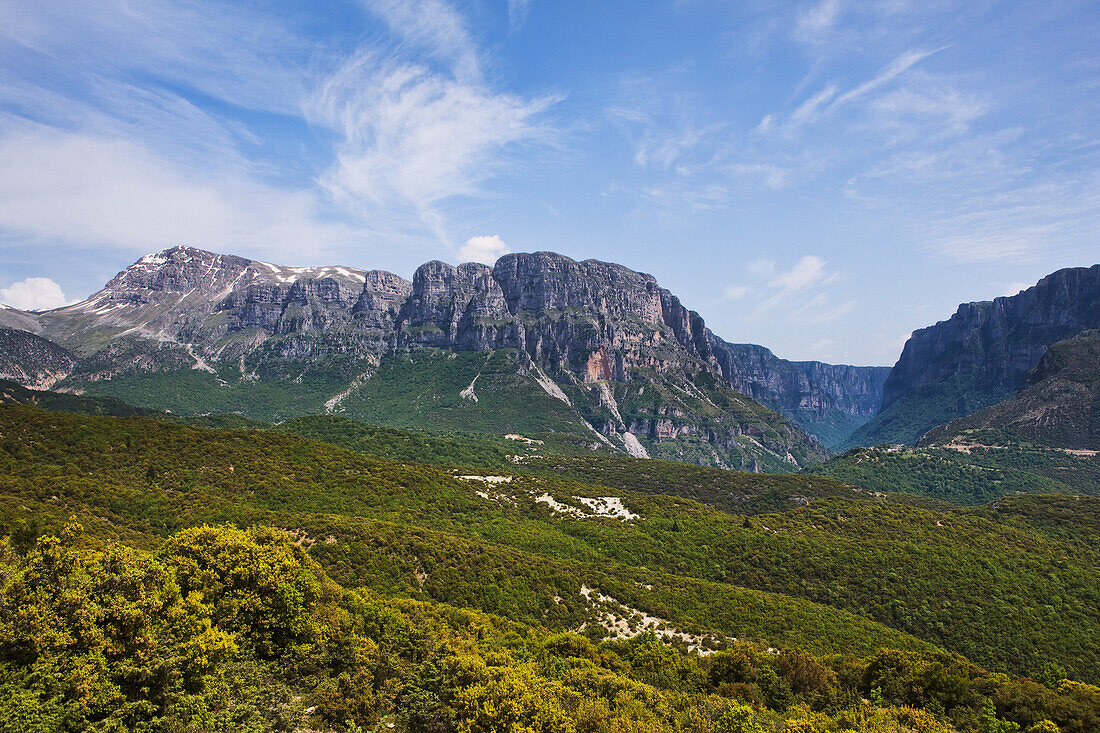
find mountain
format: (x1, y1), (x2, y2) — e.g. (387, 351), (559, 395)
(0, 245), (903, 470)
(0, 327), (76, 389)
(848, 264), (1100, 447)
(920, 330), (1100, 450)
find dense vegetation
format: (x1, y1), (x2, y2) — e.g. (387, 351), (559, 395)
(275, 414), (530, 470)
(4, 523), (1094, 732)
(0, 378), (166, 418)
(0, 405), (1097, 687)
(811, 445), (1100, 505)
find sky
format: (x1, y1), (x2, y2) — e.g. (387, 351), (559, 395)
(0, 0), (1097, 365)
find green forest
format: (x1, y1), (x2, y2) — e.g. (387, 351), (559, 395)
(0, 401), (1097, 732)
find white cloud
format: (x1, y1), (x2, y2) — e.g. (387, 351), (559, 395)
(733, 255), (850, 324)
(794, 0), (844, 44)
(721, 284), (750, 301)
(868, 86), (986, 138)
(508, 0), (534, 30)
(365, 0), (483, 83)
(0, 0), (558, 263)
(772, 255), (831, 291)
(458, 235), (510, 264)
(0, 277), (71, 311)
(0, 126), (352, 262)
(833, 47), (944, 107)
(789, 85), (839, 126)
(310, 7), (559, 244)
(922, 178), (1100, 264)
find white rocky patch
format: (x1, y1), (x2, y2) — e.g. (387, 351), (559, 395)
(535, 493), (640, 521)
(183, 343), (216, 374)
(325, 377), (363, 412)
(579, 585), (716, 654)
(136, 252), (169, 267)
(457, 475), (512, 484)
(621, 431), (650, 459)
(535, 493), (583, 516)
(531, 365), (572, 406)
(505, 433), (544, 445)
(460, 373), (479, 402)
(597, 382), (624, 427)
(577, 496), (640, 520)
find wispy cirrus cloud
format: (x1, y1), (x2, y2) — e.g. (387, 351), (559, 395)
(508, 0), (535, 31)
(794, 0), (844, 45)
(720, 255), (854, 325)
(364, 0), (483, 83)
(310, 50), (558, 245)
(0, 0), (560, 270)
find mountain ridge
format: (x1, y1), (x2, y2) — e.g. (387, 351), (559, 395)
(920, 329), (1100, 450)
(0, 245), (892, 467)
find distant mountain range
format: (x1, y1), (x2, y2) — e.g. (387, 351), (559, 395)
(0, 246), (893, 470)
(2, 247), (1097, 465)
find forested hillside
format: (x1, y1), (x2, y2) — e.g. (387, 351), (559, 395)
(1, 404), (1098, 694)
(6, 523), (1095, 733)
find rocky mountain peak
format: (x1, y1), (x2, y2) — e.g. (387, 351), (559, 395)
(493, 251), (664, 325)
(105, 246), (251, 298)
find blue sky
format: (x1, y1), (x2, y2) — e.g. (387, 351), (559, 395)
(0, 0), (1097, 364)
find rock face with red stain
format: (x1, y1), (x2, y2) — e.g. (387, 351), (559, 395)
(584, 347), (615, 382)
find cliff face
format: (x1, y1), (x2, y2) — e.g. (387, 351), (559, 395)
(4, 246), (918, 468)
(919, 330), (1100, 450)
(709, 340), (890, 449)
(851, 265), (1100, 447)
(388, 253), (715, 378)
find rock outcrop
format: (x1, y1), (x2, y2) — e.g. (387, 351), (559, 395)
(851, 265), (1100, 447)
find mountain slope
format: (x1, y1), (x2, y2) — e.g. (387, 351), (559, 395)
(0, 327), (76, 389)
(9, 523), (1095, 733)
(849, 264), (1100, 447)
(811, 443), (1100, 505)
(921, 330), (1100, 450)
